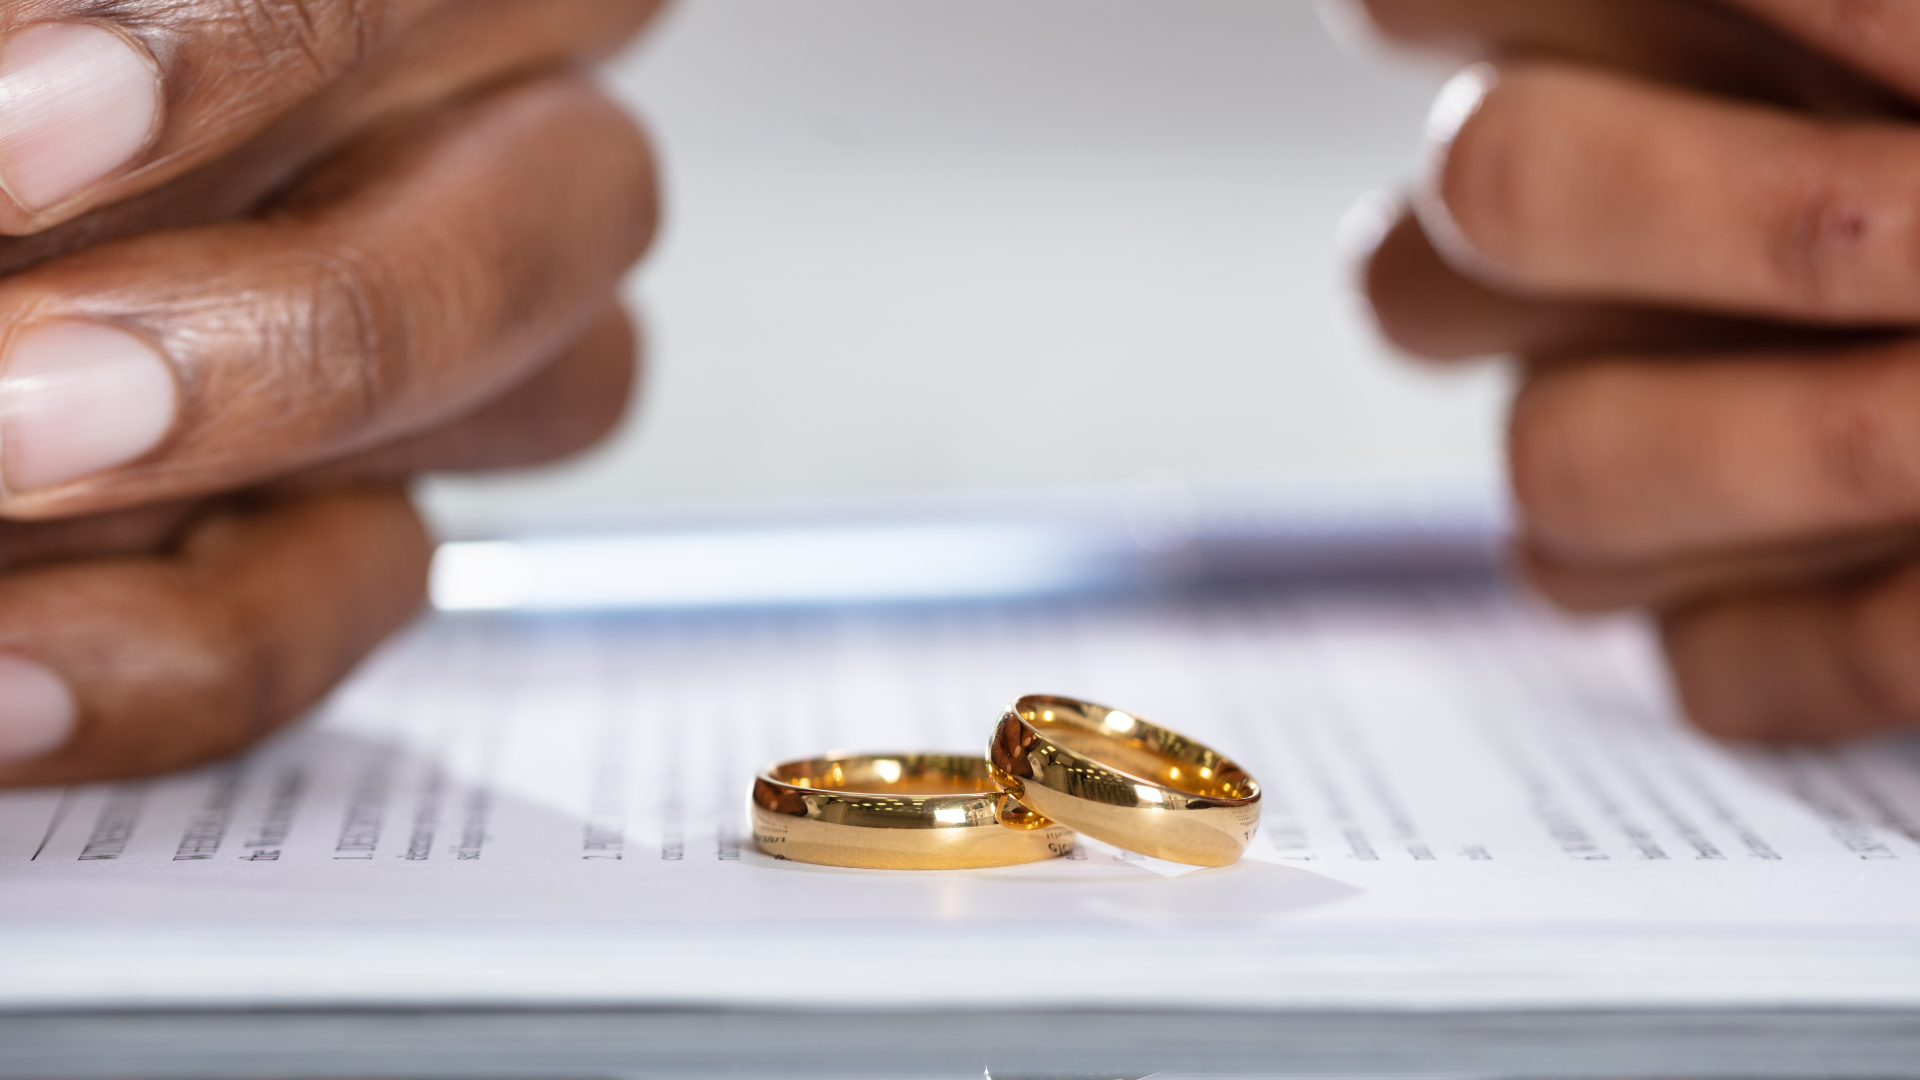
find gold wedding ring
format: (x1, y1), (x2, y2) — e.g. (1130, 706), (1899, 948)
(750, 752), (1077, 869)
(988, 694), (1261, 867)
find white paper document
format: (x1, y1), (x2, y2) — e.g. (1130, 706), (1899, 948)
(8, 585), (1920, 1013)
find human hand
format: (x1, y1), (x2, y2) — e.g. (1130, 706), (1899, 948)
(0, 0), (662, 782)
(1351, 0), (1920, 739)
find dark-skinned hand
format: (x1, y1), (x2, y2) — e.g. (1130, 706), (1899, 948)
(0, 0), (664, 782)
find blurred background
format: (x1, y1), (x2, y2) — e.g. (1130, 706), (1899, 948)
(419, 0), (1504, 543)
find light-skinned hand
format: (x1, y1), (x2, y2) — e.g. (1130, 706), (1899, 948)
(1354, 0), (1920, 740)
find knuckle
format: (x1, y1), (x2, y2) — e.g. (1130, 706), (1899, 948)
(200, 0), (386, 84)
(297, 241), (407, 431)
(1765, 167), (1886, 315)
(217, 241), (407, 451)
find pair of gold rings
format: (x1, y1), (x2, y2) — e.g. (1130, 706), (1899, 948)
(749, 695), (1261, 870)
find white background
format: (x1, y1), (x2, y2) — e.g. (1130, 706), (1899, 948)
(419, 0), (1507, 537)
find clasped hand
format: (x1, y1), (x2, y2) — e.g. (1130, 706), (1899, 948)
(0, 0), (663, 782)
(10, 0), (1911, 788)
(1358, 0), (1920, 740)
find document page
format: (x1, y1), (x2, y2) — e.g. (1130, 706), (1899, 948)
(8, 584), (1920, 1010)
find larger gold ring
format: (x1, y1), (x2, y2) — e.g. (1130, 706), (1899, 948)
(988, 695), (1261, 867)
(750, 752), (1077, 869)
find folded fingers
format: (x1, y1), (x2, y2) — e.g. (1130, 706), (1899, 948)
(1350, 0), (1920, 743)
(0, 301), (635, 781)
(1361, 208), (1920, 616)
(0, 0), (662, 235)
(1372, 52), (1920, 599)
(0, 487), (427, 781)
(0, 73), (655, 520)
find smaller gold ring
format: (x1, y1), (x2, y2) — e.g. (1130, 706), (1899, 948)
(750, 752), (1076, 870)
(989, 695), (1261, 867)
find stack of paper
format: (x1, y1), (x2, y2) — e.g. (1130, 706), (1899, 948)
(6, 583), (1920, 1078)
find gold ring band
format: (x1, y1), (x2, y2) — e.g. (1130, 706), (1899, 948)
(750, 752), (1077, 869)
(988, 695), (1261, 867)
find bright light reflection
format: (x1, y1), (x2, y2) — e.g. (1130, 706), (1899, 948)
(932, 808), (968, 825)
(431, 523), (1117, 612)
(872, 759), (902, 784)
(1133, 784), (1164, 804)
(1103, 710), (1136, 733)
(1427, 63), (1495, 144)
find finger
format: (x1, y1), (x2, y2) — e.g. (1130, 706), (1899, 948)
(1728, 0), (1920, 108)
(0, 499), (198, 572)
(1361, 206), (1881, 363)
(1425, 60), (1920, 323)
(0, 304), (635, 569)
(1662, 555), (1920, 742)
(1349, 0), (1901, 114)
(1509, 336), (1920, 563)
(0, 0), (661, 236)
(0, 303), (632, 572)
(0, 0), (661, 275)
(0, 487), (426, 782)
(0, 73), (656, 520)
(1519, 525), (1920, 613)
(287, 302), (639, 485)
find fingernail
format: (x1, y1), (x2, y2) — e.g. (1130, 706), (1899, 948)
(0, 321), (177, 494)
(0, 653), (72, 765)
(1415, 63), (1501, 282)
(0, 23), (160, 214)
